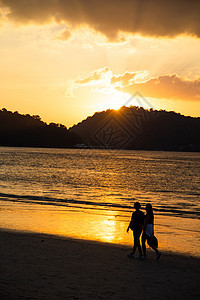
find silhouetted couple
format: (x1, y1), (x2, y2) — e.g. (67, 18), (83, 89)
(127, 202), (161, 260)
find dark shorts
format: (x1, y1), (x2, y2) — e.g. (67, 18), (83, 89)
(133, 228), (142, 239)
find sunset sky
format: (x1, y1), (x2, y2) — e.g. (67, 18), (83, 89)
(0, 0), (200, 127)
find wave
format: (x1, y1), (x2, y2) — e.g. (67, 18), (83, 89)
(155, 189), (200, 196)
(0, 192), (133, 211)
(0, 192), (199, 219)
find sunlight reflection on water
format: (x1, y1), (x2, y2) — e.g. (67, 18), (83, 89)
(0, 147), (200, 257)
(0, 200), (199, 257)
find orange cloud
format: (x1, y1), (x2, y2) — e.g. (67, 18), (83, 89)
(74, 67), (200, 101)
(1, 0), (200, 40)
(120, 75), (200, 101)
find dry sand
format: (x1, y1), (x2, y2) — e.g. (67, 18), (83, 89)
(0, 229), (199, 300)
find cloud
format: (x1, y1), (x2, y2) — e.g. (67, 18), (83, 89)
(73, 67), (200, 101)
(120, 74), (200, 101)
(75, 67), (110, 85)
(111, 72), (137, 86)
(65, 67), (111, 97)
(1, 0), (200, 40)
(55, 29), (71, 41)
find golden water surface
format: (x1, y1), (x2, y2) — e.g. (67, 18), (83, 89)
(0, 200), (199, 257)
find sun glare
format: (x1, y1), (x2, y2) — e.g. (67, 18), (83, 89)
(96, 88), (136, 111)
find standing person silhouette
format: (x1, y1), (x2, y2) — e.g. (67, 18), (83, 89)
(127, 202), (144, 259)
(142, 203), (161, 260)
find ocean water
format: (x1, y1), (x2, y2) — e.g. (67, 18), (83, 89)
(0, 147), (199, 256)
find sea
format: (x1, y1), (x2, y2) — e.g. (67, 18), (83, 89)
(0, 147), (199, 257)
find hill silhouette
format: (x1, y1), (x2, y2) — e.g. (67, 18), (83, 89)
(0, 108), (81, 148)
(70, 106), (200, 151)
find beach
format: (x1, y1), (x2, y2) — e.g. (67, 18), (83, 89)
(0, 229), (199, 299)
(0, 148), (200, 299)
(0, 148), (200, 258)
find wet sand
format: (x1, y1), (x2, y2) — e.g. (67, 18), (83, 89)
(0, 229), (199, 299)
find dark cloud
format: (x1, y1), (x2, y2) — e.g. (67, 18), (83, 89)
(1, 0), (200, 39)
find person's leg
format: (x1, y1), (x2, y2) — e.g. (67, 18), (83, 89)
(142, 233), (147, 257)
(129, 231), (140, 256)
(137, 239), (142, 257)
(150, 245), (161, 260)
(151, 244), (158, 253)
(132, 232), (138, 255)
(137, 229), (143, 257)
(128, 232), (137, 258)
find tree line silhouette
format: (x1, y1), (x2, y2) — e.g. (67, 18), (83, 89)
(70, 106), (200, 151)
(1, 107), (200, 151)
(0, 108), (81, 148)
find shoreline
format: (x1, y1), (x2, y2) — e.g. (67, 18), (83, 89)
(0, 199), (199, 258)
(0, 229), (199, 299)
(0, 145), (200, 153)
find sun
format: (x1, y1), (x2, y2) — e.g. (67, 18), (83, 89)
(96, 88), (136, 111)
